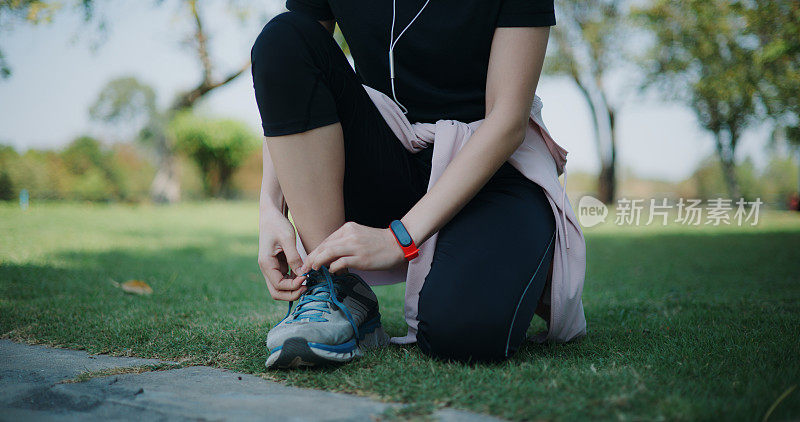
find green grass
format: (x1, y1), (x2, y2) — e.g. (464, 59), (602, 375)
(1, 201), (799, 421)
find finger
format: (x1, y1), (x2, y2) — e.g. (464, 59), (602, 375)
(264, 267), (288, 287)
(300, 241), (327, 274)
(260, 256), (287, 285)
(258, 254), (279, 274)
(274, 274), (306, 291)
(301, 225), (352, 273)
(266, 282), (307, 301)
(300, 238), (326, 273)
(279, 237), (305, 275)
(311, 240), (354, 270)
(261, 257), (306, 292)
(328, 256), (355, 274)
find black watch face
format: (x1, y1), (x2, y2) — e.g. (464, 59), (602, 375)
(390, 220), (413, 247)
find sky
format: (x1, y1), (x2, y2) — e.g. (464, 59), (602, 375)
(0, 1), (776, 182)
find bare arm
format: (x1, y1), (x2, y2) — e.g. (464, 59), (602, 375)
(401, 26), (550, 246)
(258, 141), (307, 301)
(259, 142), (285, 214)
(302, 26), (550, 274)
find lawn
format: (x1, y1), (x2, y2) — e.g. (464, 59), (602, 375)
(1, 201), (799, 421)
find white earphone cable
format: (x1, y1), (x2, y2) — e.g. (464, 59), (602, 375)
(389, 0), (431, 115)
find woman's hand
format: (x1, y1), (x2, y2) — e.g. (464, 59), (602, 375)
(258, 208), (307, 301)
(300, 222), (405, 274)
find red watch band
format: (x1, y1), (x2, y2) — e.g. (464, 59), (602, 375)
(389, 220), (419, 261)
(397, 241), (419, 261)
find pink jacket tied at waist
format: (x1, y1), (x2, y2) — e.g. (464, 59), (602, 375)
(295, 84), (587, 344)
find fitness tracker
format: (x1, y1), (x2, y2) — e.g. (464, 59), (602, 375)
(389, 220), (419, 261)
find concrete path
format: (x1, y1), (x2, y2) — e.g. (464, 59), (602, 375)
(0, 340), (502, 421)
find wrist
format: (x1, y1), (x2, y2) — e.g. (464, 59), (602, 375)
(260, 204), (285, 219)
(399, 213), (431, 249)
(384, 229), (406, 262)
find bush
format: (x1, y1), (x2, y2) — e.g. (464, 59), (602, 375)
(0, 170), (15, 201)
(689, 154), (799, 207)
(0, 137), (153, 202)
(169, 112), (260, 198)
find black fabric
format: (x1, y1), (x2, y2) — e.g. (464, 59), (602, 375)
(252, 11), (556, 362)
(415, 166), (555, 362)
(252, 11), (432, 227)
(286, 0), (555, 125)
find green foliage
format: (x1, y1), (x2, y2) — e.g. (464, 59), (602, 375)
(635, 1), (760, 121)
(62, 136), (107, 175)
(0, 1), (62, 23)
(738, 1), (800, 145)
(545, 0), (628, 79)
(689, 154), (799, 206)
(0, 169), (15, 200)
(169, 112), (260, 198)
(692, 157), (758, 201)
(636, 0), (763, 198)
(90, 76), (158, 127)
(0, 138), (154, 202)
(761, 154), (800, 205)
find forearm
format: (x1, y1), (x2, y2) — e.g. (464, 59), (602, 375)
(260, 140), (285, 217)
(401, 111), (525, 246)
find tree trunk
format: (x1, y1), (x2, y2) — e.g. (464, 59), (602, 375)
(597, 108), (617, 204)
(146, 0), (250, 204)
(150, 149), (181, 203)
(797, 145), (800, 204)
(714, 132), (741, 199)
(574, 82), (617, 204)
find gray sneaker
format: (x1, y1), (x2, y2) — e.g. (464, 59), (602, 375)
(265, 267), (389, 369)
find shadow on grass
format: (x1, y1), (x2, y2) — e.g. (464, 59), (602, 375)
(2, 228), (799, 420)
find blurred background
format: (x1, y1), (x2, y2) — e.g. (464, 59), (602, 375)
(0, 0), (798, 208)
(2, 5), (799, 418)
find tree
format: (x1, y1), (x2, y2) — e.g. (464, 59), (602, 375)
(141, 0), (254, 203)
(169, 112), (260, 198)
(0, 170), (14, 200)
(545, 0), (629, 204)
(739, 0), (800, 198)
(636, 0), (761, 199)
(7, 0), (269, 202)
(89, 77), (157, 129)
(85, 0), (266, 203)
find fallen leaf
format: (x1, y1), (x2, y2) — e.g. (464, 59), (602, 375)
(120, 280), (153, 296)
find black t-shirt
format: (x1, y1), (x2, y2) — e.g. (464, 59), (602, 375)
(286, 0), (555, 124)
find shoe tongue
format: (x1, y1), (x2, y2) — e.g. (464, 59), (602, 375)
(305, 270), (343, 290)
(306, 281), (332, 297)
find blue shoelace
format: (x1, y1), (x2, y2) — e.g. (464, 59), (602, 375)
(283, 266), (360, 342)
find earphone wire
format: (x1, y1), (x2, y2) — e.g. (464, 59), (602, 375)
(389, 0), (431, 115)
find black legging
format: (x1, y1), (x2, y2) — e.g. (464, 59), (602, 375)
(252, 11), (555, 362)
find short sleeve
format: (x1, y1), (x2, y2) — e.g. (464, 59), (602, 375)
(496, 0), (556, 27)
(286, 0), (334, 21)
